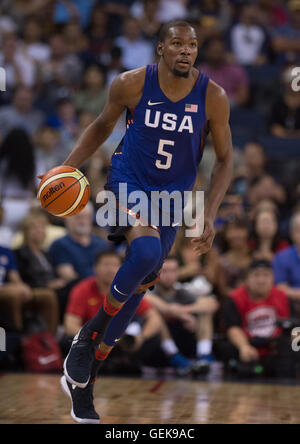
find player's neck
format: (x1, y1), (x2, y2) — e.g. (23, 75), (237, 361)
(157, 60), (195, 91)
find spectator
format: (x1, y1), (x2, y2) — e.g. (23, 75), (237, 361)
(0, 32), (37, 89)
(221, 260), (296, 378)
(228, 3), (269, 65)
(106, 46), (127, 87)
(49, 202), (109, 283)
(249, 209), (289, 261)
(273, 213), (300, 313)
(115, 17), (154, 70)
(272, 0), (300, 65)
(132, 0), (162, 41)
(34, 126), (70, 174)
(248, 175), (286, 208)
(0, 86), (45, 137)
(62, 20), (89, 54)
(42, 33), (83, 88)
(21, 16), (50, 64)
(149, 257), (219, 372)
(0, 244), (58, 333)
(74, 65), (107, 117)
(0, 129), (38, 232)
(47, 98), (78, 145)
(270, 66), (300, 138)
(199, 37), (249, 107)
(218, 219), (252, 296)
(87, 5), (111, 61)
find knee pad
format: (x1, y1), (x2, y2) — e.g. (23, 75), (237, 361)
(111, 236), (162, 302)
(129, 236), (162, 272)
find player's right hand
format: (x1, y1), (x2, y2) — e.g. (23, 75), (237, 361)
(239, 344), (259, 363)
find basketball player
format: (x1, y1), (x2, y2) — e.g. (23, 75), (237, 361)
(60, 20), (233, 424)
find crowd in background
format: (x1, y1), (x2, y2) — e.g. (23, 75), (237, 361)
(0, 0), (300, 379)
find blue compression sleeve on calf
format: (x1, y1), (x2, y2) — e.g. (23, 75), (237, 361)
(103, 292), (145, 347)
(110, 236), (161, 303)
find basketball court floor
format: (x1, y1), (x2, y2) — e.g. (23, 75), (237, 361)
(0, 373), (300, 424)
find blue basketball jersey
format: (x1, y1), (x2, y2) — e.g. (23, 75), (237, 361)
(107, 64), (210, 194)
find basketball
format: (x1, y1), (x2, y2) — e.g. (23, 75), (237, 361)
(38, 165), (90, 217)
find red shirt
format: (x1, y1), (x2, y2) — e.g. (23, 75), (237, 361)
(231, 286), (290, 340)
(67, 276), (152, 324)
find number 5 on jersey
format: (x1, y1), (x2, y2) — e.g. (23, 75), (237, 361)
(155, 139), (175, 170)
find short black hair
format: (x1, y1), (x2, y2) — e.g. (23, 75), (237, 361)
(95, 249), (121, 265)
(159, 20), (196, 43)
(248, 259), (273, 273)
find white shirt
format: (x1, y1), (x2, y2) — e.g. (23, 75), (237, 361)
(231, 24), (266, 65)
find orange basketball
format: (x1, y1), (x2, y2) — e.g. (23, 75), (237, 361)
(38, 165), (90, 217)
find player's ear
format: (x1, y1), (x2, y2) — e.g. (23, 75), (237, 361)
(157, 41), (164, 57)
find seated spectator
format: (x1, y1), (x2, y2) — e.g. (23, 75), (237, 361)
(14, 211), (66, 292)
(65, 250), (190, 373)
(0, 129), (38, 232)
(249, 209), (289, 260)
(0, 245), (58, 333)
(11, 207), (66, 251)
(86, 5), (111, 60)
(47, 98), (79, 145)
(0, 32), (37, 90)
(248, 175), (286, 208)
(21, 16), (50, 64)
(228, 3), (269, 66)
(133, 0), (161, 41)
(270, 66), (300, 138)
(272, 0), (300, 65)
(198, 37), (249, 107)
(115, 17), (154, 70)
(74, 65), (107, 117)
(149, 257), (219, 373)
(34, 126), (70, 174)
(0, 86), (45, 138)
(218, 219), (252, 297)
(42, 33), (83, 89)
(62, 20), (89, 54)
(105, 46), (127, 87)
(157, 0), (188, 22)
(49, 202), (109, 283)
(273, 212), (300, 314)
(220, 260), (297, 378)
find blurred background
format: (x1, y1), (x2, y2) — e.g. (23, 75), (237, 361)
(0, 0), (300, 381)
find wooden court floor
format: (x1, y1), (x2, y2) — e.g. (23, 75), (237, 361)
(0, 373), (300, 424)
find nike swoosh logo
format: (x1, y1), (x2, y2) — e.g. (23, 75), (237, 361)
(72, 384), (77, 391)
(38, 355), (58, 366)
(148, 100), (164, 106)
(172, 222), (181, 227)
(114, 338), (121, 343)
(113, 285), (127, 296)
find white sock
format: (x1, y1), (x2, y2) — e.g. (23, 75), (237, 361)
(197, 340), (212, 357)
(161, 339), (179, 356)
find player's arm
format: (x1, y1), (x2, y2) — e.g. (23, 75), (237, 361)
(63, 69), (145, 169)
(192, 82), (233, 255)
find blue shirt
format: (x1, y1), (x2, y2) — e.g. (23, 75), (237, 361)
(49, 235), (109, 280)
(0, 246), (17, 287)
(273, 246), (300, 288)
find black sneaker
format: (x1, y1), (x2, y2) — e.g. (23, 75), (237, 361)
(64, 327), (102, 388)
(60, 376), (100, 424)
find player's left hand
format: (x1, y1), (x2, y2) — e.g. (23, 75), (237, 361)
(191, 218), (215, 256)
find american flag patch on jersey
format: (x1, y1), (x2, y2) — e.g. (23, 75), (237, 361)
(185, 104), (198, 113)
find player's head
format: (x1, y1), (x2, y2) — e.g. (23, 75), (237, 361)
(157, 20), (198, 78)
